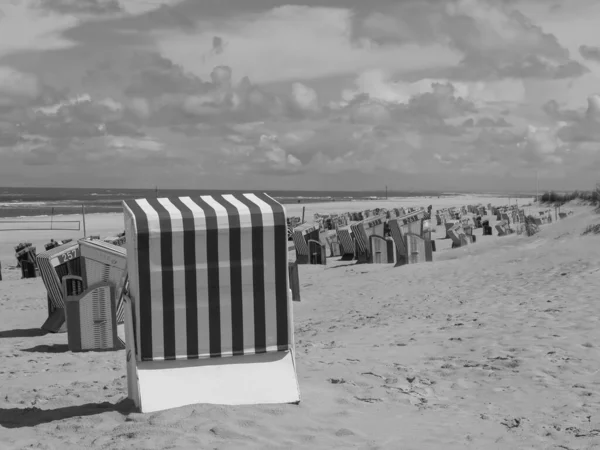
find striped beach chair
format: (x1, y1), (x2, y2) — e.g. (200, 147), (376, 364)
(292, 223), (325, 264)
(36, 241), (82, 333)
(122, 193), (300, 412)
(350, 215), (386, 263)
(388, 213), (433, 266)
(79, 239), (128, 324)
(336, 223), (355, 261)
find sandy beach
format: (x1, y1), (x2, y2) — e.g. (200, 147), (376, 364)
(1, 195), (599, 449)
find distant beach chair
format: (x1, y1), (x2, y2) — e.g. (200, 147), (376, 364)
(122, 193), (300, 412)
(36, 241), (82, 333)
(388, 213), (432, 266)
(336, 224), (356, 260)
(103, 234), (126, 247)
(325, 233), (342, 257)
(79, 239), (128, 324)
(292, 223), (325, 265)
(495, 221), (512, 236)
(15, 243), (38, 279)
(350, 215), (386, 263)
(448, 227), (467, 248)
(369, 235), (395, 264)
(444, 221), (458, 239)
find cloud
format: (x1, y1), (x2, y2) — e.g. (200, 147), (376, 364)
(352, 0), (587, 80)
(38, 0), (122, 16)
(1, 0), (600, 189)
(463, 117), (512, 127)
(542, 95), (600, 143)
(0, 66), (40, 106)
(579, 45), (600, 62)
(212, 36), (224, 55)
(156, 6), (462, 84)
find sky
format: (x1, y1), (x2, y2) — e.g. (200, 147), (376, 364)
(1, 0), (600, 192)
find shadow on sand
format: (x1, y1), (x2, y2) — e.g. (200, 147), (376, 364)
(0, 328), (47, 339)
(0, 399), (134, 428)
(20, 344), (69, 353)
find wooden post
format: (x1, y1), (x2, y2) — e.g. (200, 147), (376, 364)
(50, 207), (54, 230)
(302, 207), (305, 224)
(0, 261), (2, 281)
(288, 261), (300, 302)
(82, 204), (87, 237)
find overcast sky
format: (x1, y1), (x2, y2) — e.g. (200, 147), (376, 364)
(1, 0), (599, 192)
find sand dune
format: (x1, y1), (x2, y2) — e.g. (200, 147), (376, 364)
(1, 197), (599, 449)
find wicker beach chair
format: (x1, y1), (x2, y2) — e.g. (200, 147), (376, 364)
(388, 212), (433, 266)
(350, 215), (386, 263)
(121, 193), (300, 412)
(369, 235), (395, 264)
(36, 241), (82, 333)
(292, 223), (324, 265)
(15, 243), (38, 279)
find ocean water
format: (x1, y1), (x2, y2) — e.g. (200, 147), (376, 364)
(0, 187), (451, 218)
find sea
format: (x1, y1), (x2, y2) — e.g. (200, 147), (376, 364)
(0, 187), (534, 219)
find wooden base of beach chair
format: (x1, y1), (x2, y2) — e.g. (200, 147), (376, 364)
(41, 298), (66, 333)
(288, 261), (301, 302)
(424, 239), (433, 262)
(355, 250), (369, 264)
(339, 252), (355, 261)
(123, 297), (300, 413)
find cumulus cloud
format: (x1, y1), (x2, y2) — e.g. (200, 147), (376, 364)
(1, 0), (599, 187)
(543, 95), (600, 143)
(352, 0), (587, 80)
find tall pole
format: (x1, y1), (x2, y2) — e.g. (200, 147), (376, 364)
(82, 204), (87, 237)
(385, 185), (388, 200)
(536, 170), (539, 203)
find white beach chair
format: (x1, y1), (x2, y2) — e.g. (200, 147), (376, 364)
(79, 238), (128, 324)
(65, 282), (121, 352)
(122, 193), (300, 413)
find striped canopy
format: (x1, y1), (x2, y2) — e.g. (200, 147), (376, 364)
(123, 193), (291, 362)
